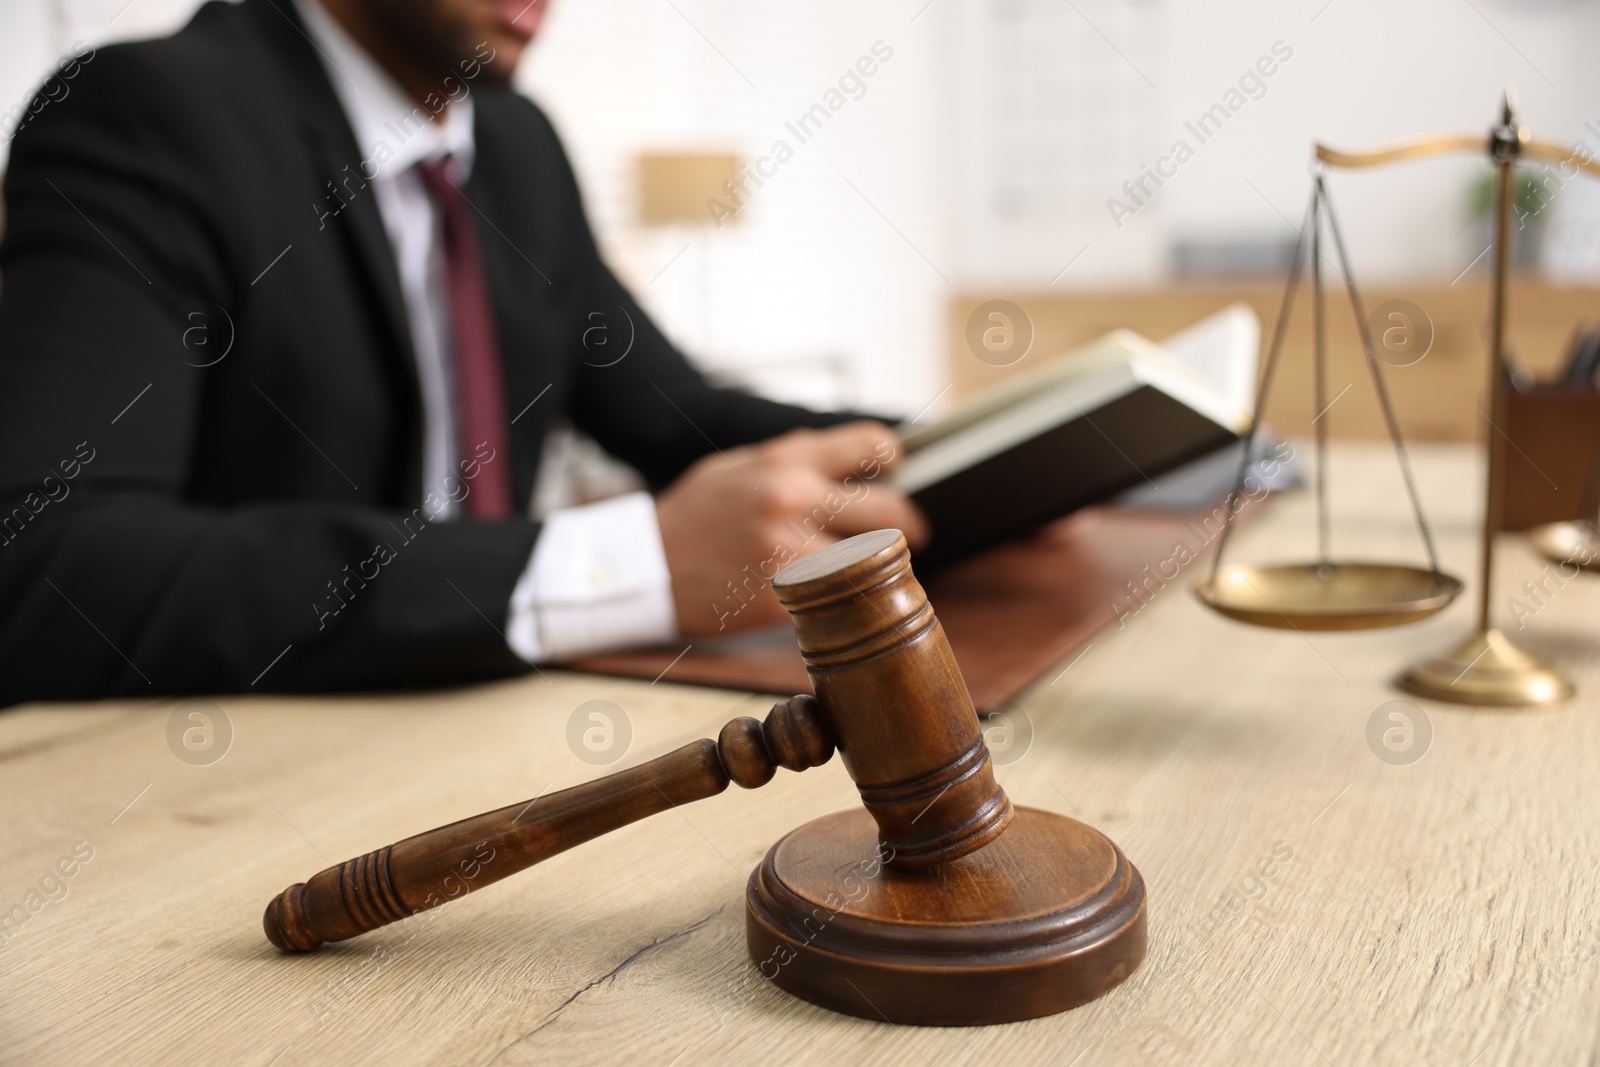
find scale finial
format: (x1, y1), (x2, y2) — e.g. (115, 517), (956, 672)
(1490, 87), (1526, 163)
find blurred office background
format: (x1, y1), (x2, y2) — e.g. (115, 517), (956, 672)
(4, 0), (1600, 437)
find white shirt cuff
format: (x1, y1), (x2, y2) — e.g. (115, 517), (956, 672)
(505, 491), (679, 662)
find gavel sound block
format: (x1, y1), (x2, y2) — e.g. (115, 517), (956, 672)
(263, 530), (1146, 1026)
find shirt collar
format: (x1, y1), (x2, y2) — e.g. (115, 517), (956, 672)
(293, 0), (476, 180)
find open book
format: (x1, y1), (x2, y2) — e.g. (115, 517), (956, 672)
(897, 304), (1260, 567)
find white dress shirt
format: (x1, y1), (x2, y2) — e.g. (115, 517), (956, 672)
(295, 0), (678, 661)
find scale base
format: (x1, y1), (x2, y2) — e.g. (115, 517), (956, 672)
(745, 806), (1146, 1026)
(1398, 628), (1574, 706)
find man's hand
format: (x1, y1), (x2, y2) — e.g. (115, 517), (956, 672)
(655, 421), (929, 637)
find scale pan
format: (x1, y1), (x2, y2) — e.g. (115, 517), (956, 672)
(1525, 522), (1600, 574)
(1195, 562), (1464, 631)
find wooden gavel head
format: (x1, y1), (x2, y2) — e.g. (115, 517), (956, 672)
(747, 530), (1146, 1026)
(771, 528), (1012, 868)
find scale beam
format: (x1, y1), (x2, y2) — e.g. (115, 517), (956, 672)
(1316, 133), (1600, 181)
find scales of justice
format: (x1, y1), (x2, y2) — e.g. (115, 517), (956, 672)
(257, 96), (1594, 1030)
(1196, 92), (1599, 708)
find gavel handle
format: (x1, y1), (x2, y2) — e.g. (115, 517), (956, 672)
(263, 695), (834, 952)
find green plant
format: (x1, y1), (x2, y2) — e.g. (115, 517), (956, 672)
(1466, 164), (1552, 224)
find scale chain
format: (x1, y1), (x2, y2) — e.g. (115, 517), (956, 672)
(1311, 179), (1331, 570)
(1207, 190), (1317, 584)
(1315, 174), (1446, 581)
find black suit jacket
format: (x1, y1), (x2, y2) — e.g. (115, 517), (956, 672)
(0, 0), (848, 705)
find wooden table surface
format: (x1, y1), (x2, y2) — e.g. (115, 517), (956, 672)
(4, 442), (1598, 1066)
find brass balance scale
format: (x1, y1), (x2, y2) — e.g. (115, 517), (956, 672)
(1195, 94), (1600, 707)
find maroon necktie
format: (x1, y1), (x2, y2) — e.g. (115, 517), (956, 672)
(417, 156), (515, 519)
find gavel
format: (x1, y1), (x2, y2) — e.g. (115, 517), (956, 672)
(263, 530), (1146, 1026)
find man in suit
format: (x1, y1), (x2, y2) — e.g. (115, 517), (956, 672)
(0, 0), (927, 705)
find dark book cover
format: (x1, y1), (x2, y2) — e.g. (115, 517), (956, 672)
(910, 385), (1238, 568)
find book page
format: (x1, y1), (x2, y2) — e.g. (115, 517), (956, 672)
(1158, 303), (1260, 417)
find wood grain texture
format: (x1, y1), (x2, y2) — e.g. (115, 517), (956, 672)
(3, 442), (1599, 1065)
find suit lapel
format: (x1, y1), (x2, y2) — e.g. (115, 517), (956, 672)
(302, 121), (418, 379)
(247, 0), (425, 504)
